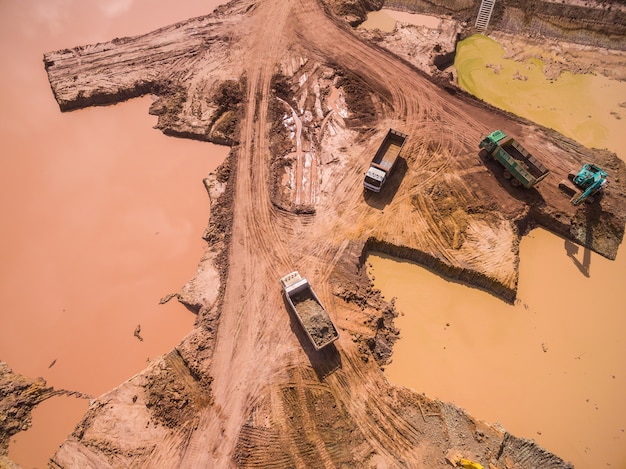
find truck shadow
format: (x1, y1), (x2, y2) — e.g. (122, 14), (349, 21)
(478, 150), (546, 206)
(282, 295), (343, 381)
(363, 157), (408, 210)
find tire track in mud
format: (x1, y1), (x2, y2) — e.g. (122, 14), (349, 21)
(324, 346), (425, 462)
(287, 10), (493, 277)
(292, 0), (453, 123)
(268, 388), (310, 469)
(243, 68), (293, 276)
(284, 370), (336, 469)
(292, 0), (508, 177)
(226, 1), (530, 464)
(184, 0), (307, 464)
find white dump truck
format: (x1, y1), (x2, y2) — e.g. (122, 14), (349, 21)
(363, 128), (408, 192)
(280, 271), (339, 350)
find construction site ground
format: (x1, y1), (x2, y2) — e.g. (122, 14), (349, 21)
(3, 0), (626, 467)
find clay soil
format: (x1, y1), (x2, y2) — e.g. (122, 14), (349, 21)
(3, 0), (625, 467)
(292, 295), (338, 344)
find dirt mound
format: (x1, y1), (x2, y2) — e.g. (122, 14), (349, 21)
(324, 0), (384, 25)
(0, 362), (91, 468)
(143, 350), (213, 429)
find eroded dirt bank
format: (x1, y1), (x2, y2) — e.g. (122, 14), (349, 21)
(0, 363), (90, 468)
(0, 362), (51, 468)
(5, 0), (624, 467)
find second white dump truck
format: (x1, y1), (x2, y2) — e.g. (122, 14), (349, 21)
(280, 271), (339, 350)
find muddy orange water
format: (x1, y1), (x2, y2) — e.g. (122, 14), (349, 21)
(456, 34), (626, 158)
(369, 233), (626, 468)
(0, 1), (227, 467)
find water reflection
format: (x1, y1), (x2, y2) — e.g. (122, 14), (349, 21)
(359, 10), (443, 32)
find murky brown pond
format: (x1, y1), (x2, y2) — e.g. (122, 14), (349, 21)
(456, 34), (626, 157)
(359, 9), (442, 33)
(369, 229), (626, 468)
(0, 1), (227, 467)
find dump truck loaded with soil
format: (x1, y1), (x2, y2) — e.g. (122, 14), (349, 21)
(280, 271), (339, 350)
(479, 130), (550, 188)
(363, 128), (408, 192)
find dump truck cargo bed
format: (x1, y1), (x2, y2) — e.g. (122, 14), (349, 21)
(371, 129), (406, 170)
(499, 139), (549, 181)
(280, 271), (339, 350)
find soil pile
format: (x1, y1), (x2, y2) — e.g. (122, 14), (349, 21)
(0, 363), (90, 468)
(0, 362), (52, 466)
(291, 295), (339, 347)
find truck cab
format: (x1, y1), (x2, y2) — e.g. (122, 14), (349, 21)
(363, 129), (407, 193)
(478, 130), (506, 154)
(364, 167), (387, 191)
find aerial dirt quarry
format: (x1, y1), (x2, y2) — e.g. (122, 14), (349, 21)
(3, 0), (625, 467)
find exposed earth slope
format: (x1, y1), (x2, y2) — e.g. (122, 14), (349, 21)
(0, 363), (90, 468)
(27, 0), (626, 467)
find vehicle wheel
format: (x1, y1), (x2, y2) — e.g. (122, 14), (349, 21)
(511, 178), (521, 187)
(503, 171), (512, 179)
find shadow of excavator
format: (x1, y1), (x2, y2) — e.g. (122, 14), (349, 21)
(564, 204), (596, 278)
(564, 239), (591, 278)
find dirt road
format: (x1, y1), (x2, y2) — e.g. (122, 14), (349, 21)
(40, 0), (626, 467)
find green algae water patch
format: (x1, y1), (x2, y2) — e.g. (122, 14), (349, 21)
(455, 34), (626, 160)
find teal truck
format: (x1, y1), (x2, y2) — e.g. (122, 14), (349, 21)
(479, 130), (549, 188)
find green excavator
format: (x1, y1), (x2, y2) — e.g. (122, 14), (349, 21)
(559, 163), (608, 205)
